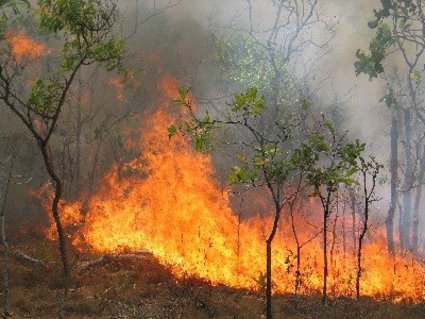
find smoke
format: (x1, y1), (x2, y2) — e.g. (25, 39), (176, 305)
(2, 0), (422, 244)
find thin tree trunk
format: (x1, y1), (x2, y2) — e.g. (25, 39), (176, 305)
(356, 160), (379, 298)
(289, 202), (301, 294)
(266, 205), (281, 319)
(349, 188), (357, 257)
(356, 173), (368, 299)
(0, 163), (12, 319)
(412, 146), (425, 253)
(342, 197), (347, 265)
(266, 240), (272, 319)
(386, 111), (399, 254)
(322, 208), (328, 304)
(401, 108), (413, 249)
(321, 191), (332, 305)
(73, 97), (82, 199)
(39, 144), (70, 319)
(40, 145), (70, 278)
(330, 202), (338, 268)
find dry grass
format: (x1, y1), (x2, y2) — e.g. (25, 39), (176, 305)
(4, 240), (425, 318)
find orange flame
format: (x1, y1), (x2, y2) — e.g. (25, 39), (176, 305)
(109, 76), (127, 102)
(6, 31), (47, 62)
(47, 75), (425, 302)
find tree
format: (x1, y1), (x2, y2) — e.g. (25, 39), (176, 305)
(355, 0), (425, 253)
(0, 152), (14, 319)
(300, 122), (368, 303)
(171, 87), (309, 318)
(355, 156), (381, 299)
(0, 0), (125, 316)
(170, 85), (375, 316)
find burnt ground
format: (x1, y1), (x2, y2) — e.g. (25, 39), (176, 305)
(5, 239), (425, 319)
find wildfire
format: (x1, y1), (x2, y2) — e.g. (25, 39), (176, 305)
(6, 31), (47, 62)
(47, 75), (425, 302)
(109, 76), (127, 102)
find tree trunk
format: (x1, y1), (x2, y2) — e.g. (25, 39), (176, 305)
(289, 202), (301, 294)
(349, 188), (357, 257)
(386, 111), (399, 254)
(40, 145), (70, 279)
(401, 108), (413, 249)
(412, 146), (425, 253)
(39, 144), (70, 319)
(265, 205), (281, 319)
(0, 168), (12, 318)
(266, 239), (272, 319)
(73, 97), (83, 199)
(356, 174), (369, 299)
(342, 198), (347, 265)
(320, 189), (332, 305)
(322, 208), (328, 304)
(330, 208), (338, 268)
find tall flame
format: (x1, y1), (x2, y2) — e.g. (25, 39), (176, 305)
(48, 75), (425, 302)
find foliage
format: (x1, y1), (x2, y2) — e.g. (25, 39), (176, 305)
(172, 87), (369, 200)
(355, 0), (425, 79)
(232, 87), (265, 116)
(29, 79), (63, 117)
(38, 0), (125, 73)
(214, 32), (299, 105)
(355, 22), (394, 79)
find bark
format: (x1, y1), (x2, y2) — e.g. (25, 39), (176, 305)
(412, 146), (425, 253)
(400, 108), (413, 249)
(39, 145), (70, 281)
(386, 111), (399, 255)
(322, 208), (328, 304)
(0, 173), (10, 318)
(73, 102), (82, 198)
(349, 188), (357, 257)
(356, 159), (379, 299)
(265, 204), (281, 319)
(342, 198), (347, 264)
(330, 206), (338, 267)
(289, 203), (301, 294)
(321, 190), (332, 305)
(356, 173), (369, 299)
(266, 240), (273, 319)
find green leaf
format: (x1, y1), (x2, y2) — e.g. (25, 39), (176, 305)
(232, 87), (265, 116)
(410, 71), (421, 82)
(167, 124), (177, 138)
(29, 79), (63, 116)
(228, 166), (257, 183)
(300, 99), (310, 109)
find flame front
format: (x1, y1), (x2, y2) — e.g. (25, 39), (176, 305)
(50, 75), (425, 302)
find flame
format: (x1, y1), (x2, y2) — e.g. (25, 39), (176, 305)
(46, 75), (425, 302)
(109, 76), (127, 102)
(6, 31), (47, 62)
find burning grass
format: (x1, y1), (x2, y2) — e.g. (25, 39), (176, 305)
(41, 75), (425, 303)
(6, 238), (425, 318)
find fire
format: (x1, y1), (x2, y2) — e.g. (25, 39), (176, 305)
(47, 75), (425, 302)
(6, 31), (46, 62)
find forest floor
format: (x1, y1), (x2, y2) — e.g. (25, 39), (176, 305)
(5, 238), (425, 319)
